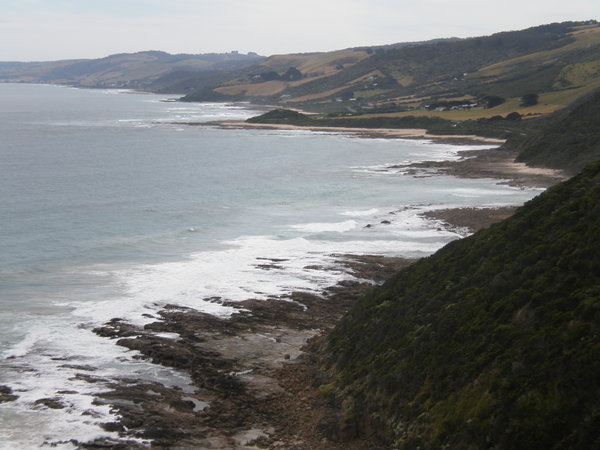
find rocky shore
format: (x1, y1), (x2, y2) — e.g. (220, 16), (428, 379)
(53, 129), (564, 449)
(395, 147), (565, 188)
(82, 255), (413, 449)
(77, 205), (529, 449)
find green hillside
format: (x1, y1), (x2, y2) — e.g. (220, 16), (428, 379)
(319, 161), (600, 449)
(513, 88), (600, 174)
(184, 21), (600, 119)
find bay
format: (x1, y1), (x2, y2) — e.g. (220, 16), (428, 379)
(0, 83), (541, 447)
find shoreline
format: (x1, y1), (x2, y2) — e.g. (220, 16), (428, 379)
(81, 203), (530, 448)
(198, 119), (565, 188)
(79, 121), (566, 448)
(85, 255), (414, 448)
(21, 116), (566, 447)
(397, 147), (566, 188)
(188, 120), (507, 145)
(0, 90), (570, 448)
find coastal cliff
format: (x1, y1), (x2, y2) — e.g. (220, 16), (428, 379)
(318, 160), (600, 448)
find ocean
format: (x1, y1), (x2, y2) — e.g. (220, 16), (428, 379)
(0, 83), (542, 448)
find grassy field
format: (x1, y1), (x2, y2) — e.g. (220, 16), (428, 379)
(347, 81), (600, 121)
(183, 21), (600, 116)
(215, 80), (286, 96)
(211, 49), (371, 98)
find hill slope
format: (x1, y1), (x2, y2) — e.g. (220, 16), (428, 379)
(319, 161), (600, 449)
(513, 88), (600, 174)
(184, 21), (600, 119)
(0, 51), (265, 90)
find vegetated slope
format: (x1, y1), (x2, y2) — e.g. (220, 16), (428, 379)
(0, 51), (265, 90)
(514, 87), (600, 174)
(245, 107), (536, 139)
(186, 21), (600, 119)
(181, 48), (372, 101)
(319, 162), (600, 449)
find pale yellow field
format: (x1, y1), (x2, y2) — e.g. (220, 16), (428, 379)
(212, 49), (371, 98)
(284, 86), (349, 103)
(215, 81), (287, 96)
(350, 84), (600, 121)
(476, 26), (600, 78)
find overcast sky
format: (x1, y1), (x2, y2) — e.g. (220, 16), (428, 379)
(1, 0), (598, 61)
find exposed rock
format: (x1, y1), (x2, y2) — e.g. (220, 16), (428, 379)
(421, 205), (518, 232)
(0, 385), (18, 403)
(34, 397), (66, 409)
(84, 254), (413, 448)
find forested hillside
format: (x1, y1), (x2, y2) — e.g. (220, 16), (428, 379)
(319, 161), (600, 449)
(514, 88), (600, 173)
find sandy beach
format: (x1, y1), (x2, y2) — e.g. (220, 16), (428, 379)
(208, 120), (508, 145)
(205, 120), (564, 188)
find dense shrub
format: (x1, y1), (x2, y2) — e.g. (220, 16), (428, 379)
(320, 161), (600, 449)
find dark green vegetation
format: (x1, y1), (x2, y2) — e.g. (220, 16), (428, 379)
(515, 88), (600, 174)
(246, 108), (534, 139)
(0, 51), (265, 90)
(246, 108), (311, 124)
(319, 162), (600, 449)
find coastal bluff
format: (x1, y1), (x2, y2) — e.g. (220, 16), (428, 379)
(318, 161), (600, 448)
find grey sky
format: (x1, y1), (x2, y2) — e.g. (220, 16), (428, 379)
(1, 0), (598, 61)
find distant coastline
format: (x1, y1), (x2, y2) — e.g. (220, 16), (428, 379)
(180, 118), (565, 188)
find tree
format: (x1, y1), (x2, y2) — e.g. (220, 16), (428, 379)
(259, 71), (281, 81)
(481, 95), (505, 109)
(282, 67), (302, 81)
(521, 93), (539, 106)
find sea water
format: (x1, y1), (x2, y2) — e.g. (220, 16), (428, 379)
(0, 83), (542, 448)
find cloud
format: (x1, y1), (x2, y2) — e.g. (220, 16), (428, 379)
(1, 0), (598, 61)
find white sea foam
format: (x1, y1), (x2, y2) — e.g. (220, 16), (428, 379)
(0, 321), (161, 448)
(351, 142), (499, 174)
(340, 208), (380, 217)
(1, 86), (542, 447)
(443, 185), (534, 198)
(0, 191), (523, 448)
(102, 217), (460, 321)
(1, 290), (195, 448)
(290, 220), (358, 233)
(99, 89), (135, 95)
